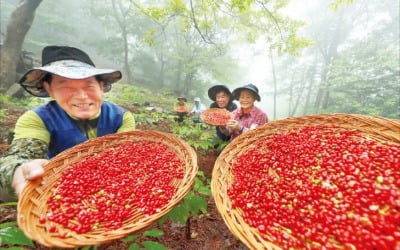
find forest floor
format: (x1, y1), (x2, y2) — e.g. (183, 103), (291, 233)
(0, 106), (248, 250)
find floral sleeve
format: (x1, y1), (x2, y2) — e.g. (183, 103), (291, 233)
(0, 138), (48, 196)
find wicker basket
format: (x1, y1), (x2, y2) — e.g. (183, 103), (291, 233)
(17, 130), (198, 248)
(211, 113), (400, 250)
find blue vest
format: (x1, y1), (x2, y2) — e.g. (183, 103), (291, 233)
(34, 101), (125, 158)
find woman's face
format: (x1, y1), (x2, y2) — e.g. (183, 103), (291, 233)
(239, 90), (256, 111)
(44, 75), (104, 120)
(215, 91), (230, 108)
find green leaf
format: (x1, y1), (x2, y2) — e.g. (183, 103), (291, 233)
(128, 243), (141, 250)
(197, 171), (206, 179)
(197, 186), (211, 196)
(0, 247), (24, 250)
(142, 229), (164, 237)
(157, 214), (168, 226)
(167, 204), (189, 224)
(142, 241), (167, 250)
(193, 178), (204, 191)
(0, 226), (34, 247)
(0, 222), (17, 229)
(186, 196), (208, 216)
(0, 202), (17, 207)
(122, 234), (139, 242)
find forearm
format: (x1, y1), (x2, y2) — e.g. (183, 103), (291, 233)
(0, 138), (48, 196)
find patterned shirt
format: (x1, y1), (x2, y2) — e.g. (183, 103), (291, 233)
(230, 106), (268, 140)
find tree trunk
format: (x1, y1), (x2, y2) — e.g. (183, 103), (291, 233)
(288, 75), (294, 117)
(313, 8), (347, 111)
(0, 0), (42, 93)
(111, 0), (133, 85)
(269, 48), (277, 120)
(303, 54), (318, 115)
(291, 72), (306, 117)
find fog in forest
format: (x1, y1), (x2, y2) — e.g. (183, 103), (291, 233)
(1, 0), (399, 119)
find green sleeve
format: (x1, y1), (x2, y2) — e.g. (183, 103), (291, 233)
(14, 110), (50, 143)
(0, 138), (48, 197)
(118, 111), (136, 132)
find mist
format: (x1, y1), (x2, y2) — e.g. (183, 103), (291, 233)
(1, 0), (398, 119)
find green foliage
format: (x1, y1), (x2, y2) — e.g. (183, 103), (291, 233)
(161, 171), (210, 225)
(231, 0), (253, 13)
(324, 30), (399, 118)
(0, 224), (34, 247)
(0, 202), (34, 248)
(143, 7), (169, 21)
(105, 84), (176, 109)
(171, 121), (218, 150)
(329, 0), (355, 11)
(122, 229), (166, 250)
(167, 0), (187, 15)
(0, 95), (46, 110)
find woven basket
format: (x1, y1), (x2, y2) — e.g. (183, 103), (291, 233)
(211, 113), (400, 250)
(17, 130), (198, 248)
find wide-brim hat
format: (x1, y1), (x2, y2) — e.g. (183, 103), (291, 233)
(18, 45), (122, 97)
(208, 85), (232, 101)
(177, 97), (187, 102)
(232, 83), (261, 102)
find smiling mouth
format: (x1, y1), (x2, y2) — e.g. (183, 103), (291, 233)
(73, 103), (93, 108)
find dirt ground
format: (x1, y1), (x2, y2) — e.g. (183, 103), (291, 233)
(0, 107), (248, 250)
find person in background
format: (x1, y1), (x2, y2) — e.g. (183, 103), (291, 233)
(190, 97), (206, 123)
(224, 83), (267, 141)
(174, 96), (189, 123)
(0, 45), (135, 200)
(207, 85), (237, 141)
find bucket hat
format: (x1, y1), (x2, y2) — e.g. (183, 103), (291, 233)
(177, 97), (187, 102)
(18, 45), (122, 97)
(194, 97), (201, 102)
(232, 83), (261, 101)
(207, 85), (232, 101)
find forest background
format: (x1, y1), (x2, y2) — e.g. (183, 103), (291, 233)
(1, 0), (398, 120)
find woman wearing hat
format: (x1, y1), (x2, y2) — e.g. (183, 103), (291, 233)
(208, 85), (237, 141)
(0, 45), (135, 199)
(174, 96), (189, 123)
(224, 83), (268, 141)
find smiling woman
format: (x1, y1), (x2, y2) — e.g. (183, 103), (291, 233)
(0, 45), (136, 201)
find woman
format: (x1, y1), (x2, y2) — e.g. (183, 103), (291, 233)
(0, 45), (135, 199)
(174, 97), (189, 123)
(224, 83), (267, 141)
(208, 85), (237, 141)
(190, 97), (206, 123)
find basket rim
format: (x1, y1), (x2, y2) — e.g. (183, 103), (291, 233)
(17, 129), (198, 248)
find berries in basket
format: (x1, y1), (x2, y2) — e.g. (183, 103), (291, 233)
(211, 114), (400, 250)
(17, 130), (198, 248)
(201, 108), (234, 126)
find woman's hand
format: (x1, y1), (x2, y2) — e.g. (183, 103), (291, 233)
(12, 159), (48, 197)
(226, 119), (241, 131)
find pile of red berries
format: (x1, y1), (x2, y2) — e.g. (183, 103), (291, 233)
(202, 108), (233, 125)
(228, 125), (399, 249)
(42, 140), (184, 235)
